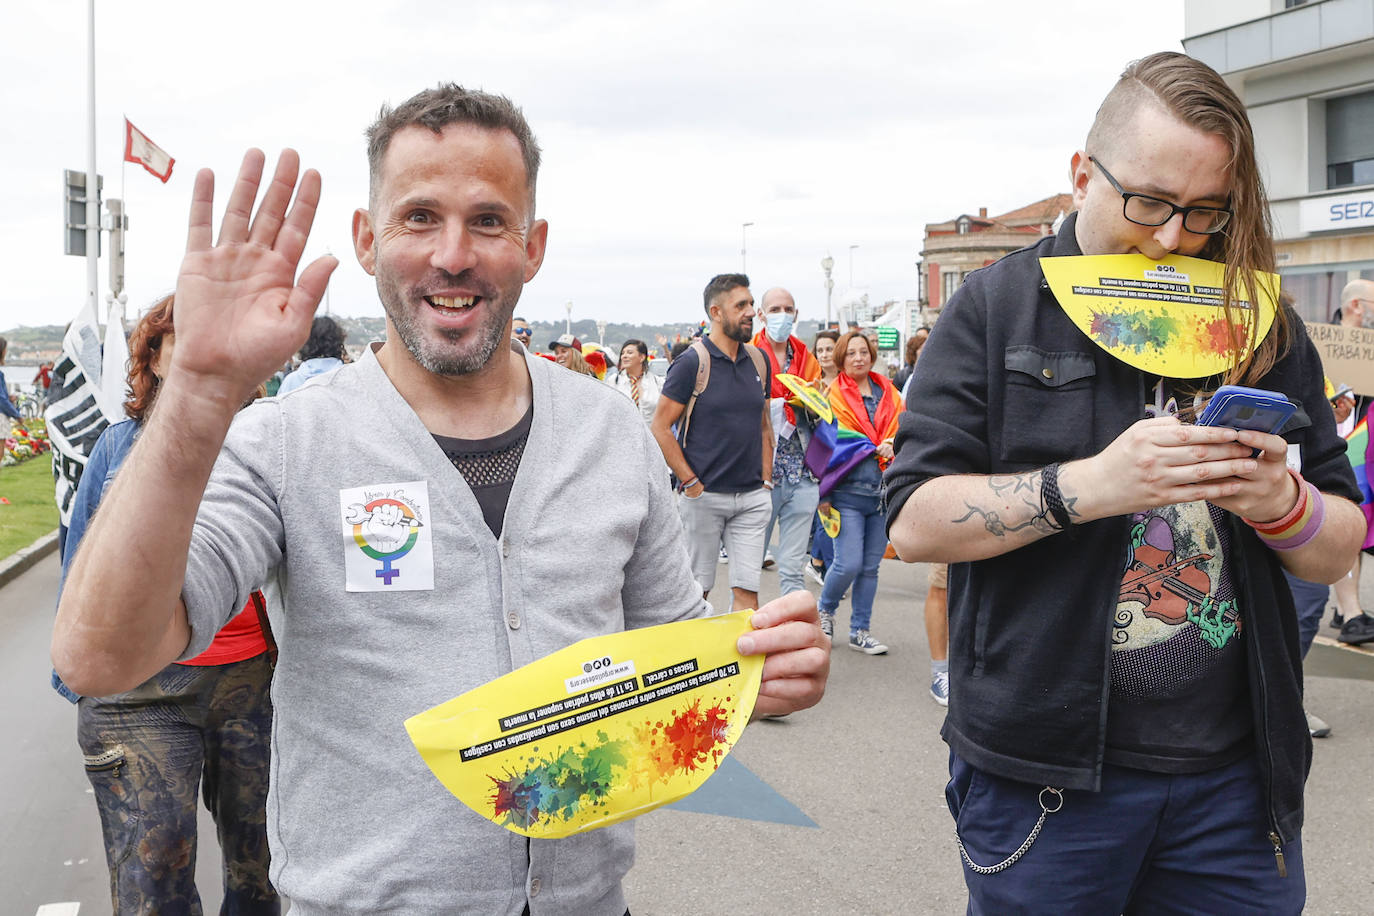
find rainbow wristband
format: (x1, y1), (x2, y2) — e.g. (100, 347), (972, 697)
(1245, 472), (1326, 551)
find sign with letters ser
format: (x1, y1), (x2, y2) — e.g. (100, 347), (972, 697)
(1298, 191), (1374, 233)
(405, 611), (763, 838)
(1303, 322), (1374, 396)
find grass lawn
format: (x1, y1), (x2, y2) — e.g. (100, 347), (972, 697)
(0, 456), (58, 559)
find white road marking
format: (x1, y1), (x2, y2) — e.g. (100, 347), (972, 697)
(35, 904), (81, 916)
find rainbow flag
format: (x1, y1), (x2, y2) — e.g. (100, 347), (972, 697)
(804, 372), (902, 498)
(1347, 406), (1374, 549)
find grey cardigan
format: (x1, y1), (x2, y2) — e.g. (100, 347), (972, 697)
(183, 344), (706, 914)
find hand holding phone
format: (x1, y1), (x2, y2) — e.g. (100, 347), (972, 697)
(1195, 385), (1296, 434)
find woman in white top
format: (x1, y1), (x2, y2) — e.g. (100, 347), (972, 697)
(611, 338), (662, 425)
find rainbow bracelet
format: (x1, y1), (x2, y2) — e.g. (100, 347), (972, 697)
(1244, 470), (1326, 551)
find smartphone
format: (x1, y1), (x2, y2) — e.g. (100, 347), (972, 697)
(1195, 385), (1296, 434)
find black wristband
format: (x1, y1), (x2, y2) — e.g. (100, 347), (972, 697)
(1041, 462), (1072, 531)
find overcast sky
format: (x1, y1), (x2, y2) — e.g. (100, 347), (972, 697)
(1, 1), (1185, 333)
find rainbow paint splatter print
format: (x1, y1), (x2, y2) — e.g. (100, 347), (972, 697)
(1040, 253), (1277, 379)
(405, 611), (763, 838)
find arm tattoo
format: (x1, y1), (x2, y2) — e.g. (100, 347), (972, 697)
(950, 469), (1065, 538)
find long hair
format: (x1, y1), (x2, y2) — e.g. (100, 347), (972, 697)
(124, 295), (175, 421)
(124, 294), (265, 421)
(1095, 53), (1286, 386)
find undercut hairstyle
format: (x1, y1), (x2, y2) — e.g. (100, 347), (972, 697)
(834, 330), (878, 371)
(366, 84), (541, 214)
(703, 273), (750, 314)
(1089, 52), (1285, 387)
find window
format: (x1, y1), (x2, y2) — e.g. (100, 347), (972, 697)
(957, 217), (970, 235)
(1327, 91), (1374, 189)
(941, 271), (960, 304)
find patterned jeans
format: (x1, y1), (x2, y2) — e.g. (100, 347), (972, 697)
(78, 652), (278, 915)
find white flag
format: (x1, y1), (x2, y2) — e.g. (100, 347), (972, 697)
(124, 118), (174, 183)
(45, 299), (129, 528)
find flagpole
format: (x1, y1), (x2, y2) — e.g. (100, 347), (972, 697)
(85, 0), (100, 325)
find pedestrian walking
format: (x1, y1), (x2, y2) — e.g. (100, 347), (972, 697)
(54, 295), (278, 913)
(810, 330), (902, 654)
(652, 274), (775, 611)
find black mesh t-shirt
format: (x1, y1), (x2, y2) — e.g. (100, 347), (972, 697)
(432, 403), (533, 538)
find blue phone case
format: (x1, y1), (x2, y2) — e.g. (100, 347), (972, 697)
(1195, 385), (1296, 434)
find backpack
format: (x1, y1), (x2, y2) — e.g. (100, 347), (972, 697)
(676, 338), (770, 447)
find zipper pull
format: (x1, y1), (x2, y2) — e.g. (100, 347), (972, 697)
(1269, 832), (1287, 878)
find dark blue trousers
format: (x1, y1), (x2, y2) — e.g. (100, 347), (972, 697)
(946, 751), (1304, 915)
(1283, 570), (1329, 658)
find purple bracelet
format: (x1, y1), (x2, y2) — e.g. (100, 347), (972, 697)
(1257, 482), (1325, 551)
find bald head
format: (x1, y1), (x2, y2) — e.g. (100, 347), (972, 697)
(1340, 279), (1374, 328)
(761, 288), (795, 310)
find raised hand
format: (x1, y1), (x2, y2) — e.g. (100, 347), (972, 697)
(173, 149), (338, 406)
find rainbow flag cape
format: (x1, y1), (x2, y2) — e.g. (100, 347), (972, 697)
(804, 372), (902, 498)
(1346, 405), (1374, 549)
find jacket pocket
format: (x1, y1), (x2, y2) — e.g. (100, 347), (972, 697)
(1000, 347), (1096, 464)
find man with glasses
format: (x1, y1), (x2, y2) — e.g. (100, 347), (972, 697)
(885, 52), (1362, 914)
(510, 316), (533, 347)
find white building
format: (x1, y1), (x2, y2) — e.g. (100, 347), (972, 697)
(1184, 0), (1374, 322)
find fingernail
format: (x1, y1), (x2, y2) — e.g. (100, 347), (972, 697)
(737, 636), (756, 655)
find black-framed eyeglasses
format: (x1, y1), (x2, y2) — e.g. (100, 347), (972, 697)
(1090, 156), (1232, 235)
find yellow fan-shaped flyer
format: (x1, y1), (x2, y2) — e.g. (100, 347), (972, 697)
(1039, 253), (1278, 379)
(405, 611), (763, 838)
(777, 373), (833, 422)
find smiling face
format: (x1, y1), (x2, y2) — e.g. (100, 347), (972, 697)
(353, 123), (548, 377)
(1071, 103), (1231, 259)
(620, 343), (645, 373)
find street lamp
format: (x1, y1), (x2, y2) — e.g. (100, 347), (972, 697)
(849, 244), (860, 288)
(821, 254), (835, 329)
(741, 222), (755, 273)
(596, 319), (607, 345)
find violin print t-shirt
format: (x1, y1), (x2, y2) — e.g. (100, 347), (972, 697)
(1106, 497), (1252, 772)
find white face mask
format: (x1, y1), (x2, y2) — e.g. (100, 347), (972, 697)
(765, 312), (795, 342)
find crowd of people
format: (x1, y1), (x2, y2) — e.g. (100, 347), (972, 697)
(37, 49), (1374, 916)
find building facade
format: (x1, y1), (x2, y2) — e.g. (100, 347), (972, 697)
(917, 194), (1073, 324)
(1184, 0), (1374, 323)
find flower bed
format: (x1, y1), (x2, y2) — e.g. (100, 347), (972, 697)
(3, 416), (50, 467)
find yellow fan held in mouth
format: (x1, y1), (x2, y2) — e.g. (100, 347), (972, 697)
(1038, 253), (1278, 379)
(776, 373), (834, 423)
(817, 505), (841, 538)
(405, 611), (763, 838)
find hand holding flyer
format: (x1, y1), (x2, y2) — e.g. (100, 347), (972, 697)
(405, 612), (763, 838)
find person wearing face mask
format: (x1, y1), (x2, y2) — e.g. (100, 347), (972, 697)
(751, 288), (822, 596)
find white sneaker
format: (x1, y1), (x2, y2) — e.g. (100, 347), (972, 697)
(805, 564), (826, 587)
(1306, 710), (1331, 738)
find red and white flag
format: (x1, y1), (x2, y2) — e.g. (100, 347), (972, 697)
(123, 118), (174, 183)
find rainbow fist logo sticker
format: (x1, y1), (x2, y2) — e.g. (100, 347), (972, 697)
(340, 481), (434, 592)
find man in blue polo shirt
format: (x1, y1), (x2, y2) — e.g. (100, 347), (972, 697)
(652, 274), (773, 611)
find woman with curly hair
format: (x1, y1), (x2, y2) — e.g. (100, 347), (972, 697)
(54, 294), (279, 913)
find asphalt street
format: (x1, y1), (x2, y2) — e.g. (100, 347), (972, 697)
(5, 550), (1373, 914)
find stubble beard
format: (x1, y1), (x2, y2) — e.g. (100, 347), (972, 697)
(375, 260), (513, 377)
(725, 316), (753, 343)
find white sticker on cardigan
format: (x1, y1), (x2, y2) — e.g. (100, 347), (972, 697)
(340, 481), (435, 591)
